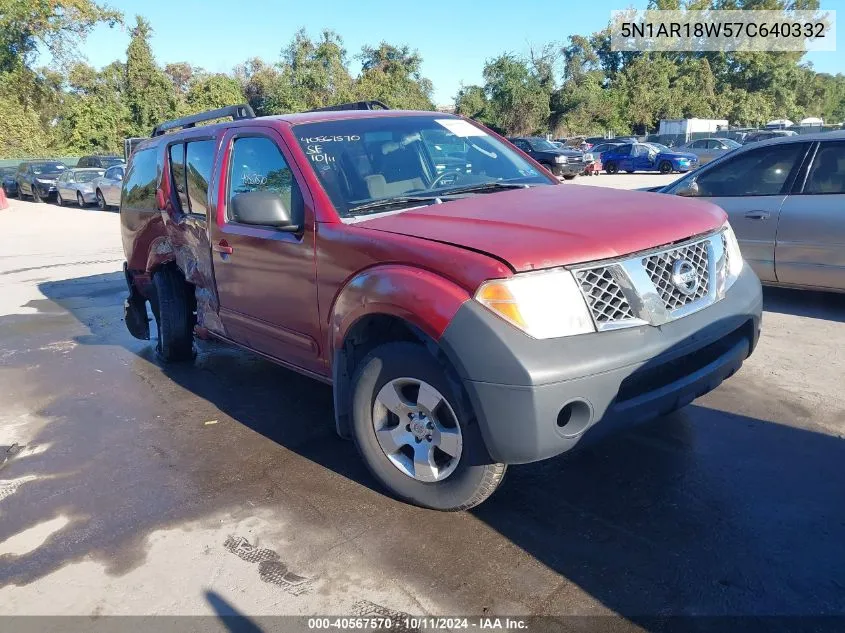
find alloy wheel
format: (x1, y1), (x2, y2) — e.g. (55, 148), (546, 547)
(372, 377), (463, 483)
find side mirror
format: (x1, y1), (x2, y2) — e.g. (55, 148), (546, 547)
(231, 190), (299, 231)
(116, 172), (124, 181)
(675, 179), (699, 197)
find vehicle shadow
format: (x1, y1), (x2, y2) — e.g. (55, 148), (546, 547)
(4, 272), (842, 623)
(763, 285), (845, 322)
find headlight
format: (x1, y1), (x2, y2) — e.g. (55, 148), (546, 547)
(721, 221), (744, 292)
(554, 155), (568, 164)
(474, 269), (595, 339)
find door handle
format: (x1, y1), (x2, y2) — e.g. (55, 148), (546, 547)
(744, 210), (771, 220)
(213, 240), (233, 255)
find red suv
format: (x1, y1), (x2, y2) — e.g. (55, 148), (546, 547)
(120, 103), (762, 511)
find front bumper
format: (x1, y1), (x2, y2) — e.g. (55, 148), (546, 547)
(440, 266), (762, 464)
(79, 190), (97, 204)
(35, 183), (57, 197)
(673, 160), (697, 172)
(549, 162), (583, 178)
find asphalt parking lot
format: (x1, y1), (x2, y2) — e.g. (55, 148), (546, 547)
(1, 174), (844, 625)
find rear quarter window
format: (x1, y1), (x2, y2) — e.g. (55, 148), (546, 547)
(122, 148), (159, 209)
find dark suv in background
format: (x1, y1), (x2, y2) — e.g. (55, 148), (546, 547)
(508, 136), (585, 179)
(77, 155), (125, 169)
(15, 160), (68, 202)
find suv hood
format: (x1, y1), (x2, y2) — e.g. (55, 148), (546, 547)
(34, 171), (63, 180)
(356, 185), (725, 272)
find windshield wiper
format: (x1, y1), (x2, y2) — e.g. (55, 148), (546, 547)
(436, 182), (531, 196)
(347, 195), (442, 215)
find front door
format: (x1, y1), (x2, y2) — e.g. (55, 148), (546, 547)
(775, 141), (845, 290)
(209, 127), (323, 374)
(684, 142), (810, 283)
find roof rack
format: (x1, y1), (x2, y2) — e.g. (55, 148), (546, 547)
(151, 104), (256, 137)
(308, 100), (390, 112)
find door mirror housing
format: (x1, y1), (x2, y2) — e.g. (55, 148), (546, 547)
(231, 190), (299, 231)
(675, 178), (700, 197)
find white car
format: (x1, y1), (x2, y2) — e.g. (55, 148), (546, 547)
(55, 168), (104, 207)
(93, 164), (125, 209)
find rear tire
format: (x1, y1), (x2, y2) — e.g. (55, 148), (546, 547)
(150, 266), (195, 363)
(563, 174), (577, 180)
(605, 161), (618, 174)
(350, 341), (506, 511)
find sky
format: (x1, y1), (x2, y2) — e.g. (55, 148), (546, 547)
(65, 0), (845, 105)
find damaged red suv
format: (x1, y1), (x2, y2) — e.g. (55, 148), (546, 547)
(121, 102), (762, 511)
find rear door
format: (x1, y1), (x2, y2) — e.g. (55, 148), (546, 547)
(671, 142), (810, 282)
(208, 126), (323, 374)
(775, 141), (845, 290)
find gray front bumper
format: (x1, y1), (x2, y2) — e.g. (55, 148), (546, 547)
(440, 266), (763, 464)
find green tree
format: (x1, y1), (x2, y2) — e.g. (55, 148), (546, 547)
(482, 54), (550, 135)
(354, 42), (434, 110)
(0, 0), (121, 73)
(124, 16), (178, 136)
(184, 74), (245, 114)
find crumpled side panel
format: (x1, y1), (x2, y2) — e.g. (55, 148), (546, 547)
(151, 212), (225, 337)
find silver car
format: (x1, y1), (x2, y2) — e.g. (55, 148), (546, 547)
(679, 137), (742, 164)
(93, 164), (125, 209)
(55, 168), (104, 207)
(657, 131), (845, 292)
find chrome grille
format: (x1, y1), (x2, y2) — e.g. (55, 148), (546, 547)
(575, 268), (635, 324)
(642, 240), (710, 311)
(573, 232), (725, 331)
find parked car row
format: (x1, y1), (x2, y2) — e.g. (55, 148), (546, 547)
(1, 155), (125, 209)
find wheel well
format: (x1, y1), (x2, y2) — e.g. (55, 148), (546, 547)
(332, 314), (443, 439)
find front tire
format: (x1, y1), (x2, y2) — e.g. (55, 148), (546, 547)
(56, 191), (64, 206)
(77, 192), (86, 208)
(563, 174), (577, 180)
(150, 266), (195, 363)
(32, 187), (41, 203)
(96, 190), (107, 210)
(659, 160), (673, 174)
(350, 342), (506, 511)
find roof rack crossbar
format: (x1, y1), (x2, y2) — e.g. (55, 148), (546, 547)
(151, 104), (256, 137)
(308, 100), (390, 113)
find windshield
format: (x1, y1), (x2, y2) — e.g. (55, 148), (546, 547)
(74, 171), (102, 182)
(99, 157), (124, 167)
(293, 116), (553, 217)
(528, 138), (560, 152)
(32, 162), (65, 174)
(648, 143), (672, 152)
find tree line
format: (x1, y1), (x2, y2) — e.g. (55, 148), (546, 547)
(1, 0), (843, 158)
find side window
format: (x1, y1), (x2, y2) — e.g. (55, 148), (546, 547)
(514, 140), (530, 152)
(186, 140), (215, 217)
(78, 158), (87, 167)
(617, 144), (632, 157)
(804, 142), (845, 195)
(122, 148), (159, 209)
(227, 136), (301, 226)
(168, 143), (189, 212)
(693, 143), (808, 197)
(104, 167), (115, 180)
(690, 140), (706, 149)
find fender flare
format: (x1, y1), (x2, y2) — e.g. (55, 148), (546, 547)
(328, 264), (471, 437)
